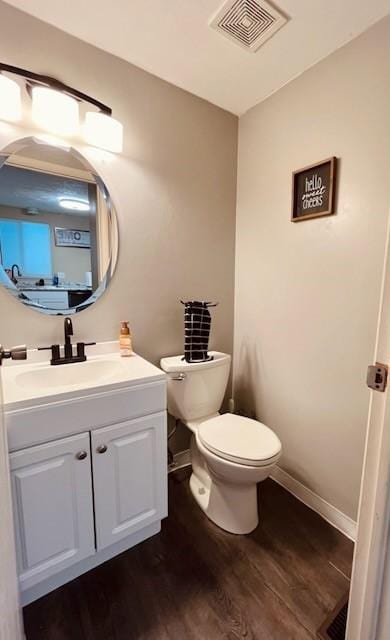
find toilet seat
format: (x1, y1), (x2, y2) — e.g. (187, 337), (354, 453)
(198, 413), (281, 467)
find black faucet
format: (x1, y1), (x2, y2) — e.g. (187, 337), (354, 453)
(38, 317), (95, 365)
(11, 264), (22, 285)
(64, 317), (73, 359)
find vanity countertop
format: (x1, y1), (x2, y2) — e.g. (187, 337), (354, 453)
(2, 352), (166, 412)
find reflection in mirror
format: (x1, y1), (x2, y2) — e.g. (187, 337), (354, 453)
(0, 138), (118, 314)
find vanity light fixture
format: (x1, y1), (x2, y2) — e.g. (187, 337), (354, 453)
(0, 63), (123, 153)
(59, 198), (90, 212)
(32, 87), (79, 137)
(84, 111), (123, 154)
(0, 74), (21, 122)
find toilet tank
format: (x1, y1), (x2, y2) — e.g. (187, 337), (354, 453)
(160, 352), (231, 423)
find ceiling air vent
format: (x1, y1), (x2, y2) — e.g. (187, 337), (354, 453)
(210, 0), (287, 52)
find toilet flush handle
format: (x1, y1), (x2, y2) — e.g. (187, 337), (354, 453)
(171, 373), (186, 381)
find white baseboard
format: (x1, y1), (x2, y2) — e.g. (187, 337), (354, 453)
(270, 466), (357, 541)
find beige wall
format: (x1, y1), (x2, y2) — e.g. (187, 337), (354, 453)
(51, 213), (91, 283)
(234, 16), (390, 520)
(0, 1), (237, 366)
(0, 206), (91, 283)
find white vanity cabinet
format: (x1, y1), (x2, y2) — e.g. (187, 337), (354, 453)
(92, 413), (167, 550)
(10, 432), (95, 592)
(3, 352), (167, 606)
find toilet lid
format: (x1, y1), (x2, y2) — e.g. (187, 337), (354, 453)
(198, 414), (281, 467)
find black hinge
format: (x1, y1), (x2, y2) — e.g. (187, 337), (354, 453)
(367, 363), (388, 392)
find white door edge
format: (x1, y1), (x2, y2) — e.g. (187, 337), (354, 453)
(347, 204), (390, 640)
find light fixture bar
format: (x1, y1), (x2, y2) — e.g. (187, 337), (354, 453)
(0, 62), (112, 115)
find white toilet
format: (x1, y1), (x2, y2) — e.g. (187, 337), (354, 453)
(160, 351), (282, 534)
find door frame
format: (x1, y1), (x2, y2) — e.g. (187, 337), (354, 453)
(0, 368), (24, 640)
(347, 208), (390, 639)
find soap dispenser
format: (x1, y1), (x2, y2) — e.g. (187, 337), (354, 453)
(119, 321), (133, 357)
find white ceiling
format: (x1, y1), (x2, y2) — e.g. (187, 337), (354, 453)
(0, 166), (90, 215)
(4, 0), (390, 114)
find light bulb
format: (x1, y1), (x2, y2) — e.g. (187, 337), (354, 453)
(0, 75), (22, 122)
(83, 111), (123, 153)
(32, 86), (79, 136)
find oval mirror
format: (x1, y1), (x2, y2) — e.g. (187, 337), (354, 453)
(0, 137), (118, 315)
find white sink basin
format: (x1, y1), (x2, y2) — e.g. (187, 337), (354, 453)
(2, 352), (165, 410)
(16, 359), (123, 390)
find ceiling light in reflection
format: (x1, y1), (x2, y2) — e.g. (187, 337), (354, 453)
(59, 198), (90, 212)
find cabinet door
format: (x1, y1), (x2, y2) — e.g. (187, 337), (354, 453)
(10, 432), (95, 591)
(92, 412), (167, 550)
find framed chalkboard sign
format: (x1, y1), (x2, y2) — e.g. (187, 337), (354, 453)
(291, 157), (337, 222)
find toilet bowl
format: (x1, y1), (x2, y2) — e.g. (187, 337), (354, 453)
(160, 352), (282, 534)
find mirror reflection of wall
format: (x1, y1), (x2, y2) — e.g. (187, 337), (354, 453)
(0, 140), (117, 314)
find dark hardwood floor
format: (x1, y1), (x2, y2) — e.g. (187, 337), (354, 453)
(24, 472), (353, 640)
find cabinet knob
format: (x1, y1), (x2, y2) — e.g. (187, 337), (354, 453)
(96, 444), (108, 454)
(76, 450), (88, 460)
